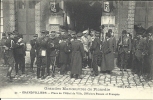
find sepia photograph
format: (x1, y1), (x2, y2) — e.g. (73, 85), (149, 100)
(0, 0), (153, 99)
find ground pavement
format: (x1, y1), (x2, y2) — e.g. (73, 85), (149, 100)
(0, 51), (153, 90)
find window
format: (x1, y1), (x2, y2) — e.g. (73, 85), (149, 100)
(0, 0), (3, 39)
(18, 0), (25, 9)
(29, 1), (35, 9)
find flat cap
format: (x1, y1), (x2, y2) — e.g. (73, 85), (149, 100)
(77, 32), (83, 37)
(33, 34), (38, 37)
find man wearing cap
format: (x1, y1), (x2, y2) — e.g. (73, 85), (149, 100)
(47, 31), (59, 77)
(81, 30), (92, 68)
(132, 32), (147, 75)
(36, 30), (48, 79)
(30, 34), (38, 72)
(90, 31), (101, 76)
(0, 32), (7, 66)
(71, 32), (85, 79)
(58, 34), (69, 75)
(3, 32), (16, 81)
(117, 30), (131, 71)
(147, 32), (153, 80)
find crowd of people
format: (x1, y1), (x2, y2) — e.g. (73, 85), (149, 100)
(0, 25), (153, 82)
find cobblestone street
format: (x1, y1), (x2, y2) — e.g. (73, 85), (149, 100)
(0, 52), (153, 99)
(0, 52), (153, 89)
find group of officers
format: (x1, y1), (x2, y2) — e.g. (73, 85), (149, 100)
(0, 25), (153, 82)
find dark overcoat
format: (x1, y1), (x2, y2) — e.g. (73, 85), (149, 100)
(148, 39), (153, 79)
(58, 41), (68, 64)
(101, 38), (116, 71)
(71, 39), (85, 75)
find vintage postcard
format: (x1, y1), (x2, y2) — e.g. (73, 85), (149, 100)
(0, 0), (153, 99)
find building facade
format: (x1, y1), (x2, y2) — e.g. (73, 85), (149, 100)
(0, 0), (153, 42)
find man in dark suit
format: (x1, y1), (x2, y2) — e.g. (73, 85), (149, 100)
(30, 34), (38, 72)
(90, 32), (101, 76)
(15, 34), (26, 74)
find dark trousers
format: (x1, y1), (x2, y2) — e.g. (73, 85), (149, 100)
(30, 55), (35, 70)
(30, 49), (36, 70)
(92, 55), (98, 75)
(120, 51), (130, 70)
(133, 56), (144, 75)
(15, 54), (25, 74)
(37, 56), (47, 78)
(47, 56), (56, 75)
(83, 52), (92, 68)
(60, 64), (66, 75)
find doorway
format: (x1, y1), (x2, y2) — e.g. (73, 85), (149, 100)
(65, 1), (102, 32)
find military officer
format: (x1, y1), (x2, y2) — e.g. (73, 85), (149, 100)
(132, 32), (147, 75)
(117, 30), (131, 71)
(90, 32), (101, 76)
(81, 30), (92, 68)
(71, 32), (85, 79)
(30, 34), (38, 71)
(36, 30), (48, 79)
(58, 34), (69, 75)
(47, 31), (59, 77)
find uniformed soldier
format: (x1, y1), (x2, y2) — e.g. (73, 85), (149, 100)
(81, 30), (92, 68)
(147, 32), (153, 80)
(71, 32), (85, 79)
(47, 31), (59, 77)
(0, 32), (7, 66)
(36, 30), (48, 79)
(30, 34), (38, 72)
(90, 31), (101, 76)
(3, 32), (15, 81)
(58, 34), (69, 75)
(117, 30), (131, 71)
(66, 32), (72, 72)
(132, 33), (147, 76)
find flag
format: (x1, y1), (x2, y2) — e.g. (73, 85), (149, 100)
(103, 1), (115, 13)
(50, 1), (60, 13)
